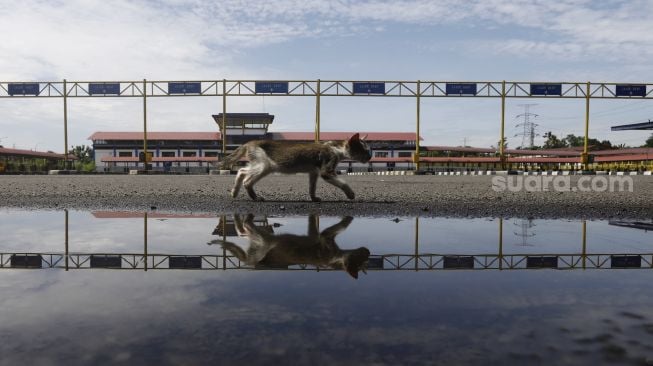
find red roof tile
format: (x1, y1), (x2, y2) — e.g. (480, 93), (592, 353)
(421, 157), (500, 163)
(424, 146), (496, 153)
(592, 148), (653, 156)
(508, 157), (580, 163)
(424, 146), (583, 156)
(88, 131), (419, 142)
(270, 132), (421, 141)
(92, 211), (216, 219)
(595, 154), (651, 162)
(101, 157), (138, 162)
(0, 147), (72, 160)
(89, 132), (221, 141)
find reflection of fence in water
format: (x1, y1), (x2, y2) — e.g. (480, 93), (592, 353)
(4, 212), (651, 271)
(2, 252), (651, 271)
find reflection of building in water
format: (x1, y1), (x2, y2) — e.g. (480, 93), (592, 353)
(212, 215), (272, 237)
(91, 211), (215, 219)
(608, 220), (653, 232)
(513, 219), (536, 247)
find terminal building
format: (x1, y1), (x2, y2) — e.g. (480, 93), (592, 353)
(89, 113), (420, 173)
(88, 112), (653, 174)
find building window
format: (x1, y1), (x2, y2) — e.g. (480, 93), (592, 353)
(161, 151), (175, 157)
(182, 151), (197, 157)
(204, 151), (218, 157)
(375, 151), (388, 158)
(398, 152), (412, 158)
(118, 152), (132, 157)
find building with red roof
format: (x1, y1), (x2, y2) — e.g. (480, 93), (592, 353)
(89, 113), (421, 173)
(88, 113), (652, 173)
(0, 147), (73, 173)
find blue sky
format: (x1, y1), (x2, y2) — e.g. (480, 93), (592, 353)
(1, 0), (653, 152)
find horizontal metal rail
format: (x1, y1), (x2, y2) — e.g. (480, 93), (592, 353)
(1, 80), (652, 99)
(2, 252), (652, 271)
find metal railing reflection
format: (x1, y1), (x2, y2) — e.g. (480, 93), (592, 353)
(2, 212), (651, 271)
(2, 252), (652, 270)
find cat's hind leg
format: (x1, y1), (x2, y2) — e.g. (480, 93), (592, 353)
(243, 165), (270, 201)
(309, 170), (321, 202)
(231, 168), (248, 198)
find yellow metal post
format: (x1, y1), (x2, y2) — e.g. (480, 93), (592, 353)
(65, 209), (69, 271)
(414, 216), (419, 271)
(581, 220), (587, 269)
(498, 218), (503, 270)
(63, 79), (68, 169)
(222, 79), (227, 156)
(143, 79), (148, 171)
(415, 80), (421, 171)
(221, 215), (227, 270)
(315, 79), (321, 143)
(144, 212), (148, 271)
(582, 82), (591, 168)
(500, 80), (506, 170)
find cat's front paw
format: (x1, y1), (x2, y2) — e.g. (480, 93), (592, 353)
(346, 191), (355, 200)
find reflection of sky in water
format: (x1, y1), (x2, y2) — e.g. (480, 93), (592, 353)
(2, 210), (651, 255)
(1, 209), (653, 364)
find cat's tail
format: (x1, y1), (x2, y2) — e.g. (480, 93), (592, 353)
(220, 144), (248, 170)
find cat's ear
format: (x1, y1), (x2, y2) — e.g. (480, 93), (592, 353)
(348, 133), (360, 144)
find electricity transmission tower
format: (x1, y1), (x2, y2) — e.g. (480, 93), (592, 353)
(513, 219), (536, 247)
(515, 104), (539, 149)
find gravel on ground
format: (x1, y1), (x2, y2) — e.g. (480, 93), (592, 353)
(0, 174), (651, 218)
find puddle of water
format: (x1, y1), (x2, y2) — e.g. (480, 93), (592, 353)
(1, 209), (653, 365)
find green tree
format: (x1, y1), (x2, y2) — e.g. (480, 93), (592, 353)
(564, 134), (584, 147)
(69, 145), (93, 164)
(542, 131), (566, 149)
(645, 134), (653, 147)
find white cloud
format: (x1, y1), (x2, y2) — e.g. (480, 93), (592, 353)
(1, 0), (652, 151)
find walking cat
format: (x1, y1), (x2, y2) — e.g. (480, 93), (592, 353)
(221, 133), (371, 201)
(209, 214), (370, 279)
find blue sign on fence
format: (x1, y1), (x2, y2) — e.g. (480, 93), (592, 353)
(615, 84), (646, 97)
(88, 83), (120, 95)
(352, 82), (385, 94)
(446, 83), (477, 95)
(530, 83), (562, 96)
(168, 82), (201, 94)
(255, 81), (289, 94)
(8, 83), (40, 96)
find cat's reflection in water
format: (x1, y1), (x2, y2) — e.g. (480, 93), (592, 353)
(209, 214), (370, 279)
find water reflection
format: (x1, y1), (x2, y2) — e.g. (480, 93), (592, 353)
(2, 210), (653, 365)
(1, 211), (652, 271)
(209, 214), (370, 278)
